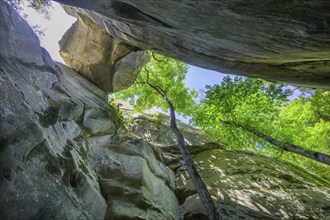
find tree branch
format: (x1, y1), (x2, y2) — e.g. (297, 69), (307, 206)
(220, 119), (330, 165)
(152, 52), (165, 62)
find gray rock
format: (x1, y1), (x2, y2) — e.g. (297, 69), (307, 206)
(176, 148), (330, 219)
(88, 135), (179, 220)
(0, 2), (108, 219)
(1, 1), (330, 220)
(55, 0), (330, 88)
(0, 2), (178, 219)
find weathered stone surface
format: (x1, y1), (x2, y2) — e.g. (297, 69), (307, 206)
(124, 108), (330, 219)
(0, 2), (177, 219)
(0, 3), (108, 219)
(88, 135), (179, 219)
(59, 8), (149, 93)
(55, 0), (330, 88)
(1, 2), (330, 220)
(178, 148), (330, 219)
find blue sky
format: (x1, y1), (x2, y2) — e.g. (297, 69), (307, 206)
(184, 66), (229, 92)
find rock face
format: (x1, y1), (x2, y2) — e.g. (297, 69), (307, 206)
(59, 7), (149, 93)
(54, 0), (330, 88)
(1, 2), (330, 220)
(122, 105), (330, 220)
(0, 2), (176, 219)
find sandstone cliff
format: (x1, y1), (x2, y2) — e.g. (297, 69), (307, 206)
(0, 2), (330, 220)
(54, 0), (330, 88)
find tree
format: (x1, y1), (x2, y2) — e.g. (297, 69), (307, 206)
(5, 0), (51, 13)
(4, 0), (52, 36)
(115, 53), (220, 220)
(192, 77), (330, 167)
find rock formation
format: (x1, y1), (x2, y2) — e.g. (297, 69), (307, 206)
(54, 0), (330, 88)
(0, 2), (175, 219)
(59, 7), (149, 93)
(120, 103), (330, 219)
(1, 1), (330, 220)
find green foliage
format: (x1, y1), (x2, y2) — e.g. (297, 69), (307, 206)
(115, 52), (197, 116)
(5, 0), (51, 14)
(192, 76), (330, 179)
(192, 76), (291, 149)
(5, 0), (52, 36)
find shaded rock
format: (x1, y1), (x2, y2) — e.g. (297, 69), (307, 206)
(59, 9), (149, 93)
(0, 2), (108, 219)
(1, 1), (330, 220)
(0, 2), (179, 219)
(55, 0), (330, 88)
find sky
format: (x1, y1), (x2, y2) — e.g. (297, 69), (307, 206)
(22, 1), (76, 62)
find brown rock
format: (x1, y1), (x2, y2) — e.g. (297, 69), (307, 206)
(59, 11), (149, 93)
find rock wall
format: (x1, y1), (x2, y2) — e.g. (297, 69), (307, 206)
(0, 2), (177, 219)
(121, 105), (330, 219)
(54, 0), (330, 88)
(1, 2), (330, 220)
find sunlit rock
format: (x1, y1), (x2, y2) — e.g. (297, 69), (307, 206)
(59, 7), (149, 93)
(124, 106), (330, 219)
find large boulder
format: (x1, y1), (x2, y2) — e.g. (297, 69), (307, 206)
(55, 0), (330, 88)
(59, 7), (149, 93)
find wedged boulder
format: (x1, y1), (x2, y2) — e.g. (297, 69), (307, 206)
(59, 8), (149, 93)
(55, 0), (330, 88)
(1, 2), (330, 219)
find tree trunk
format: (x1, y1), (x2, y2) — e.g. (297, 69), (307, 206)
(222, 120), (330, 165)
(166, 98), (221, 220)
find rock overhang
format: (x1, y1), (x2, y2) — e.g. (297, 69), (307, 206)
(54, 0), (330, 89)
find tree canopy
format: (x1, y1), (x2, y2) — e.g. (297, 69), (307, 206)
(114, 53), (329, 180)
(192, 76), (330, 179)
(114, 52), (197, 116)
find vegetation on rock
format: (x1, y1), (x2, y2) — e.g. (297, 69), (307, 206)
(4, 0), (51, 36)
(116, 53), (330, 182)
(192, 77), (330, 179)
